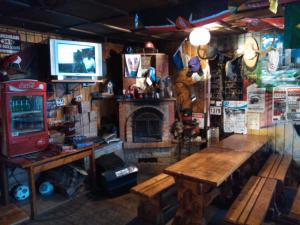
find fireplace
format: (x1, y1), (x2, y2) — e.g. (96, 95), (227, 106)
(133, 107), (163, 143)
(118, 99), (175, 149)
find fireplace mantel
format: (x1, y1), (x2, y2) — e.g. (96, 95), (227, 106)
(117, 98), (176, 103)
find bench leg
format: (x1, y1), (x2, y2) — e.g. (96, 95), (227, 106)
(0, 163), (9, 205)
(138, 198), (164, 225)
(172, 179), (216, 225)
(28, 168), (37, 219)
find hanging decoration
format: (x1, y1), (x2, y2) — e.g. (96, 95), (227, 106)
(243, 37), (259, 71)
(134, 13), (139, 30)
(140, 0), (232, 31)
(189, 27), (211, 46)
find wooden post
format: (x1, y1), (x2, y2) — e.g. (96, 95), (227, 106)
(172, 179), (207, 225)
(28, 167), (36, 219)
(89, 147), (96, 189)
(0, 162), (9, 205)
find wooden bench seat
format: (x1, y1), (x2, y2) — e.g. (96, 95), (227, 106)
(0, 204), (29, 225)
(224, 176), (277, 225)
(258, 154), (292, 182)
(131, 173), (177, 225)
(290, 186), (300, 221)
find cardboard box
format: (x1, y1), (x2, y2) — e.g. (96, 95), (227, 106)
(89, 111), (98, 122)
(75, 121), (81, 129)
(89, 121), (98, 135)
(75, 127), (83, 135)
(78, 101), (91, 113)
(80, 113), (90, 126)
(83, 125), (90, 136)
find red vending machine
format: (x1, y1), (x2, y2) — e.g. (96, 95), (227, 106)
(0, 80), (48, 157)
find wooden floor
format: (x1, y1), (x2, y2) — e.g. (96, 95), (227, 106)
(17, 182), (297, 225)
(18, 186), (298, 225)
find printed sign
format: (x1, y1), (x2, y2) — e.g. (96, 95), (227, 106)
(273, 86), (287, 122)
(247, 84), (266, 112)
(0, 33), (21, 53)
(210, 106), (222, 115)
(247, 112), (261, 130)
(223, 101), (247, 134)
(287, 87), (300, 120)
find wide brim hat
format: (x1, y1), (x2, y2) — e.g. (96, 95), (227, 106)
(243, 37), (259, 70)
(198, 45), (218, 60)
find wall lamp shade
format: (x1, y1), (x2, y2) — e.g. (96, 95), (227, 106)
(189, 27), (211, 46)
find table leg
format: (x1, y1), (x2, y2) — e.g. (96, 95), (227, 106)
(0, 162), (9, 205)
(28, 168), (36, 219)
(172, 179), (218, 225)
(89, 150), (96, 189)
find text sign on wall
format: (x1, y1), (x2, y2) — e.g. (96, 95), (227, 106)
(0, 33), (21, 54)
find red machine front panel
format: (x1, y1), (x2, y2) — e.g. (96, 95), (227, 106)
(0, 80), (48, 157)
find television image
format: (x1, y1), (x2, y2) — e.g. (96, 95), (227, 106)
(50, 39), (102, 81)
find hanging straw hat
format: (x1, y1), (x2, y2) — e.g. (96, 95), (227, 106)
(243, 37), (259, 70)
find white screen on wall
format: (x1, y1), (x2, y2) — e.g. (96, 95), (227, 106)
(57, 43), (96, 74)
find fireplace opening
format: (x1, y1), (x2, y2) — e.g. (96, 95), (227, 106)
(132, 107), (163, 143)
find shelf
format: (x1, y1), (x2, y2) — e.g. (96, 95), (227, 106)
(11, 110), (42, 116)
(117, 98), (176, 103)
(13, 128), (43, 135)
(51, 79), (106, 83)
(92, 95), (115, 100)
(124, 141), (175, 149)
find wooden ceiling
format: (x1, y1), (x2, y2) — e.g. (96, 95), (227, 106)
(0, 0), (288, 43)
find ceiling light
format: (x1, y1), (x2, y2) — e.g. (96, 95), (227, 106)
(189, 27), (211, 46)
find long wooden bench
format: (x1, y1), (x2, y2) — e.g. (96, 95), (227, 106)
(258, 154), (292, 182)
(224, 176), (277, 225)
(290, 186), (300, 221)
(131, 173), (177, 225)
(0, 204), (29, 225)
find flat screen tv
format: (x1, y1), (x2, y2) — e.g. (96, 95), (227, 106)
(49, 39), (102, 81)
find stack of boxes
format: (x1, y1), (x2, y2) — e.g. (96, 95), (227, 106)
(73, 101), (98, 137)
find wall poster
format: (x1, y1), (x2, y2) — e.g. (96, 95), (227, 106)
(247, 112), (261, 130)
(247, 84), (266, 112)
(0, 32), (21, 54)
(125, 54), (142, 77)
(272, 86), (287, 122)
(223, 101), (247, 134)
(287, 87), (300, 120)
(192, 113), (205, 129)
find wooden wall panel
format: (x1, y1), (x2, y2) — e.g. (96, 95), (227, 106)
(0, 25), (124, 130)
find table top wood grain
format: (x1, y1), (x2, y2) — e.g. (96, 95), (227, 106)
(210, 134), (269, 153)
(0, 144), (100, 169)
(164, 147), (252, 186)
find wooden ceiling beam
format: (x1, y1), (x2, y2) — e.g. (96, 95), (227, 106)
(82, 0), (129, 16)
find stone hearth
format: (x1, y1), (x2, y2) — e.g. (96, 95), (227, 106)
(118, 98), (176, 174)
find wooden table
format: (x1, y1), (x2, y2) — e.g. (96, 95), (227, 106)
(0, 144), (98, 219)
(210, 134), (269, 153)
(164, 134), (269, 225)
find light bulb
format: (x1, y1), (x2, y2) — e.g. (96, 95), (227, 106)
(189, 27), (211, 46)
